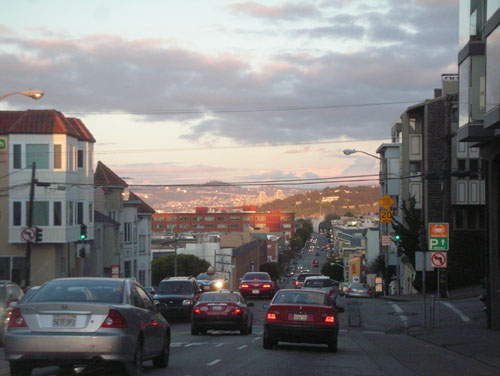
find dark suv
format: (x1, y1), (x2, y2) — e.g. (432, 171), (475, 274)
(153, 277), (202, 319)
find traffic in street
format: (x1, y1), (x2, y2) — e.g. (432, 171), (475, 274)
(1, 233), (497, 376)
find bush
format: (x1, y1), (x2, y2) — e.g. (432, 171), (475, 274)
(152, 254), (210, 286)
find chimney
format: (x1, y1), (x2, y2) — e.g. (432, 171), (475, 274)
(441, 73), (458, 95)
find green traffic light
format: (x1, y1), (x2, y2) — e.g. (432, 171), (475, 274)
(395, 235), (400, 240)
(80, 234), (86, 240)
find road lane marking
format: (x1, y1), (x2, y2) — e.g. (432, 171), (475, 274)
(251, 337), (261, 342)
(185, 342), (209, 347)
(391, 303), (408, 327)
(441, 302), (470, 322)
(362, 330), (384, 334)
(207, 359), (221, 366)
(237, 345), (247, 350)
(0, 368), (10, 375)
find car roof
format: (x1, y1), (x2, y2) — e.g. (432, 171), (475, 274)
(274, 288), (328, 295)
(304, 276), (329, 280)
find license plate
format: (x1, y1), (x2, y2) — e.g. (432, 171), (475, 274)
(252, 289), (260, 294)
(293, 314), (308, 321)
(52, 315), (76, 327)
(212, 306), (223, 311)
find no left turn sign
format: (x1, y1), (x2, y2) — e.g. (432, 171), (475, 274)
(431, 252), (447, 268)
(21, 227), (36, 242)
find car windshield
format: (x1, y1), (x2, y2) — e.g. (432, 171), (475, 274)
(243, 273), (270, 281)
(196, 273), (225, 280)
(273, 291), (328, 306)
(157, 281), (194, 294)
(199, 293), (238, 302)
(30, 279), (123, 303)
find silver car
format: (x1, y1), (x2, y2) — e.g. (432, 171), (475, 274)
(302, 276), (340, 306)
(345, 283), (373, 298)
(4, 278), (170, 376)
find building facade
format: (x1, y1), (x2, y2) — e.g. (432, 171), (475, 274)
(457, 0), (500, 329)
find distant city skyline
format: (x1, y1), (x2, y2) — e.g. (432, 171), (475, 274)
(1, 0), (458, 187)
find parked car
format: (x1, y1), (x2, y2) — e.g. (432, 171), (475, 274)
(294, 273), (322, 289)
(263, 289), (339, 352)
(153, 277), (202, 319)
(238, 272), (275, 299)
(191, 290), (253, 335)
(0, 281), (24, 347)
(303, 276), (340, 307)
(196, 272), (229, 292)
(3, 277), (170, 376)
(345, 283), (373, 298)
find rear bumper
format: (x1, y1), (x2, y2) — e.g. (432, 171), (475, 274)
(192, 315), (244, 330)
(239, 290), (274, 298)
(4, 330), (136, 363)
(264, 322), (338, 344)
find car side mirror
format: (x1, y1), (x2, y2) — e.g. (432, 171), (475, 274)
(247, 302), (254, 307)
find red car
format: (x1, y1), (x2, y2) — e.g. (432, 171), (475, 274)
(263, 289), (339, 352)
(238, 272), (275, 299)
(191, 291), (254, 335)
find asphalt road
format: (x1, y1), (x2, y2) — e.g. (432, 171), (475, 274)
(1, 234), (498, 375)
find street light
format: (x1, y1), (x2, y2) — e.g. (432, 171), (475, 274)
(0, 90), (44, 101)
(343, 148), (381, 160)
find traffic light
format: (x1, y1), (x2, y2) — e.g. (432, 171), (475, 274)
(35, 227), (43, 243)
(394, 234), (400, 241)
(80, 224), (87, 240)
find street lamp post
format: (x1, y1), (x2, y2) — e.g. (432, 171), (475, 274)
(343, 149), (382, 160)
(0, 90), (44, 102)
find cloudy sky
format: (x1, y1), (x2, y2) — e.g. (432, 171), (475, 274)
(0, 0), (458, 187)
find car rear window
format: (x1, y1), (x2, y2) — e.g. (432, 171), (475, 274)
(157, 281), (194, 294)
(243, 273), (270, 281)
(272, 291), (328, 306)
(30, 279), (123, 303)
(297, 273), (320, 282)
(199, 293), (238, 302)
(304, 279), (331, 288)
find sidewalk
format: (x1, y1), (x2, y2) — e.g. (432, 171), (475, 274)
(383, 285), (500, 371)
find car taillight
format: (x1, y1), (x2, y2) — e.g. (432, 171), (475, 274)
(330, 290), (334, 297)
(325, 315), (335, 323)
(294, 281), (298, 286)
(266, 313), (277, 320)
(101, 309), (127, 328)
(348, 288), (353, 292)
(193, 308), (201, 315)
(368, 290), (373, 294)
(262, 284), (271, 288)
(240, 284), (249, 289)
(232, 308), (242, 315)
(8, 308), (27, 328)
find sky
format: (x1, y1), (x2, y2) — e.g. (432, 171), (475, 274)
(0, 0), (459, 188)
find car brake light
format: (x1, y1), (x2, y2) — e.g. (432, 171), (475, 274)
(294, 281), (298, 286)
(368, 290), (373, 294)
(330, 290), (334, 297)
(348, 288), (353, 292)
(8, 308), (27, 328)
(233, 308), (242, 315)
(266, 313), (277, 320)
(101, 309), (127, 328)
(193, 308), (201, 315)
(262, 284), (271, 288)
(325, 316), (335, 323)
(240, 284), (249, 289)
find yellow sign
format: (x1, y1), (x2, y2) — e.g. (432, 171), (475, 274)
(349, 257), (361, 281)
(380, 210), (393, 223)
(378, 194), (395, 209)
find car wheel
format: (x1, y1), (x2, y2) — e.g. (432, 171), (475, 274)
(327, 335), (338, 353)
(152, 332), (170, 368)
(124, 339), (143, 376)
(263, 330), (274, 349)
(10, 361), (33, 376)
(191, 325), (199, 335)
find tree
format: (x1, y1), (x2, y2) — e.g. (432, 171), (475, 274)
(260, 262), (283, 280)
(319, 213), (340, 232)
(321, 259), (344, 281)
(152, 254), (210, 286)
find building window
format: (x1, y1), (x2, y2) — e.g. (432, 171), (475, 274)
(26, 144), (49, 169)
(217, 216), (227, 221)
(466, 208), (477, 229)
(179, 224), (189, 229)
(29, 201), (49, 226)
(13, 145), (21, 169)
(255, 216), (265, 221)
(193, 224), (204, 229)
(77, 202), (84, 225)
(281, 224), (292, 229)
(166, 224), (177, 229)
(139, 235), (146, 254)
(124, 222), (132, 243)
(153, 217), (163, 222)
(192, 216), (202, 222)
(205, 224), (215, 228)
(107, 210), (117, 221)
(67, 202), (74, 226)
(179, 216), (189, 221)
(230, 216), (240, 221)
(54, 202), (62, 226)
(242, 216), (252, 221)
(205, 216), (215, 221)
(469, 159), (479, 173)
(458, 159), (466, 171)
(486, 26), (500, 113)
(88, 203), (93, 223)
(77, 149), (84, 169)
(54, 144), (62, 169)
(230, 224), (240, 228)
(455, 209), (465, 229)
(280, 216), (291, 221)
(217, 224), (227, 229)
(13, 201), (22, 226)
(165, 216), (177, 221)
(153, 224), (163, 229)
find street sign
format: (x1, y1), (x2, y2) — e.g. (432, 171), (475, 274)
(381, 235), (393, 246)
(379, 194), (395, 209)
(380, 210), (393, 223)
(429, 223), (449, 251)
(431, 252), (447, 268)
(21, 227), (36, 242)
(0, 137), (7, 151)
(415, 251), (434, 271)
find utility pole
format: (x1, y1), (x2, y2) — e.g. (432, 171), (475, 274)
(174, 232), (178, 277)
(24, 162), (36, 287)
